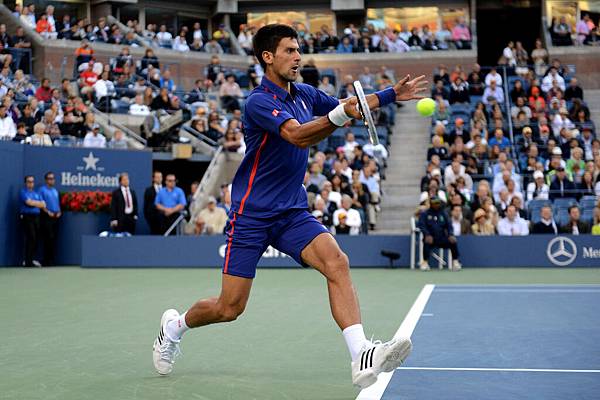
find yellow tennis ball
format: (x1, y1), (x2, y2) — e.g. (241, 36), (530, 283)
(416, 98), (436, 117)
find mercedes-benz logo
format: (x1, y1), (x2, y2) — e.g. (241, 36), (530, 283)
(546, 237), (577, 266)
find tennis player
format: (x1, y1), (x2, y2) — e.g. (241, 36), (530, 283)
(153, 24), (427, 389)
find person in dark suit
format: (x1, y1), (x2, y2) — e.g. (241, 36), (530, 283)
(560, 205), (591, 234)
(531, 205), (558, 234)
(110, 173), (138, 234)
(144, 171), (163, 234)
(549, 167), (576, 200)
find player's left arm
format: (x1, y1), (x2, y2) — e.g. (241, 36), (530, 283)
(339, 74), (428, 110)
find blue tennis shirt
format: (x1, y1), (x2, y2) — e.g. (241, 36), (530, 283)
(38, 185), (60, 213)
(232, 76), (339, 218)
(20, 188), (42, 214)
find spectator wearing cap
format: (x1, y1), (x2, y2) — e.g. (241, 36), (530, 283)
(471, 208), (495, 235)
(531, 205), (558, 234)
(83, 125), (106, 148)
(497, 205), (529, 236)
(155, 174), (186, 235)
(418, 196), (462, 271)
(526, 170), (549, 203)
(447, 118), (469, 146)
(333, 195), (361, 235)
(560, 205), (590, 234)
(549, 166), (576, 200)
(195, 196), (228, 235)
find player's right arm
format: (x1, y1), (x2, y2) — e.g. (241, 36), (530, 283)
(245, 92), (361, 149)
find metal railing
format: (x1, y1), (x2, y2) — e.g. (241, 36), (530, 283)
(90, 105), (148, 146)
(163, 212), (187, 236)
(410, 217), (453, 270)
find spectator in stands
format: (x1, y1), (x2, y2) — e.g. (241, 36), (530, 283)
(565, 77), (584, 101)
(514, 41), (529, 76)
(20, 5), (35, 29)
(471, 208), (495, 235)
(530, 39), (549, 76)
(109, 129), (128, 149)
(552, 107), (574, 137)
(450, 204), (470, 236)
(427, 135), (449, 161)
(336, 36), (353, 53)
(484, 68), (503, 86)
(501, 41), (516, 67)
(20, 175), (45, 267)
(531, 205), (558, 234)
(542, 67), (566, 93)
(155, 174), (186, 235)
(194, 196), (228, 235)
(156, 25), (173, 48)
(488, 128), (511, 151)
(204, 37), (224, 54)
(28, 122), (52, 146)
(110, 172), (138, 234)
(36, 13), (56, 40)
(449, 77), (469, 104)
(0, 103), (16, 139)
(129, 94), (151, 116)
(526, 170), (549, 203)
(560, 205), (591, 234)
(552, 16), (573, 46)
(300, 59), (319, 88)
(497, 204), (529, 235)
(360, 160), (380, 230)
(418, 196), (462, 270)
(173, 30), (190, 52)
(205, 55), (224, 85)
(482, 80), (504, 105)
(333, 195), (361, 235)
(578, 171), (596, 198)
(576, 14), (594, 45)
(12, 26), (31, 72)
(83, 125), (106, 148)
(451, 18), (471, 49)
(318, 76), (336, 96)
(592, 208), (600, 235)
(549, 166), (576, 200)
(219, 74), (243, 112)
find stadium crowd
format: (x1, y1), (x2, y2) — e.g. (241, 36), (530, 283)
(549, 13), (600, 47)
(418, 42), (600, 243)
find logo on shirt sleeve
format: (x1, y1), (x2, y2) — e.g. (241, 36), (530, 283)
(272, 109), (280, 117)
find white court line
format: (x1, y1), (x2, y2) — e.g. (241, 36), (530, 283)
(434, 288), (600, 293)
(396, 367), (600, 373)
(356, 284), (435, 400)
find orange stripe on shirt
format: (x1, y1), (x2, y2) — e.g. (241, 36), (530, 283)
(238, 133), (269, 214)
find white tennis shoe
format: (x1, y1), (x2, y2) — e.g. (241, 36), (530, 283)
(152, 309), (181, 375)
(351, 337), (412, 390)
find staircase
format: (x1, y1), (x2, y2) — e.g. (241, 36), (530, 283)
(377, 102), (430, 234)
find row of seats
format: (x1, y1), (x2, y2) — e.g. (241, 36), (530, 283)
(528, 196), (597, 224)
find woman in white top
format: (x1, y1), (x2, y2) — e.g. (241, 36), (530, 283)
(526, 170), (549, 203)
(27, 122), (52, 146)
(173, 31), (190, 52)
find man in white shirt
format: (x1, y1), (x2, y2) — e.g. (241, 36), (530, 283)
(108, 129), (128, 150)
(497, 205), (529, 235)
(541, 67), (566, 93)
(343, 132), (359, 160)
(484, 68), (503, 86)
(83, 126), (107, 148)
(93, 71), (114, 102)
(0, 104), (16, 139)
(156, 25), (173, 48)
(129, 94), (151, 116)
(482, 80), (504, 105)
(333, 195), (362, 235)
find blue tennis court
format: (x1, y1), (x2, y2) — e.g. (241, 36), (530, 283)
(358, 285), (600, 400)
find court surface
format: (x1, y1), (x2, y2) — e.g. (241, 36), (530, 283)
(1, 268), (599, 400)
(358, 284), (600, 400)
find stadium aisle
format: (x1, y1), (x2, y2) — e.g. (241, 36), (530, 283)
(377, 103), (430, 234)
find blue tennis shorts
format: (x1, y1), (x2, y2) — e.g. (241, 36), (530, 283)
(222, 208), (330, 278)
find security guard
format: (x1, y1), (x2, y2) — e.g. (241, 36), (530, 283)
(19, 175), (46, 267)
(418, 196), (462, 271)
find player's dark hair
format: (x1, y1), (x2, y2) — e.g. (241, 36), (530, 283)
(253, 24), (298, 70)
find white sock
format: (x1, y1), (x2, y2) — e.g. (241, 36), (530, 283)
(166, 311), (190, 341)
(342, 324), (368, 361)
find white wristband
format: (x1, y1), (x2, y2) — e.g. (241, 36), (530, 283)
(327, 104), (353, 127)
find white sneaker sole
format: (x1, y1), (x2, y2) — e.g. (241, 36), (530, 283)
(380, 337), (412, 373)
(153, 308), (179, 376)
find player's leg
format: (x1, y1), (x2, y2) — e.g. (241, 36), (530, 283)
(300, 232), (361, 330)
(273, 210), (412, 389)
(153, 212), (268, 375)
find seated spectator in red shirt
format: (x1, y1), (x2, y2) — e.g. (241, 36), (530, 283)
(79, 62), (98, 102)
(35, 78), (52, 102)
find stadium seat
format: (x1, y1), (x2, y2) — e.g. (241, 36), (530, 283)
(581, 210), (594, 224)
(527, 199), (552, 213)
(553, 198), (578, 210)
(580, 196), (598, 211)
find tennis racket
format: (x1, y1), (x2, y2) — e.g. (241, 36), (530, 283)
(352, 80), (379, 145)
